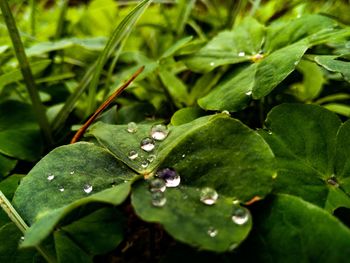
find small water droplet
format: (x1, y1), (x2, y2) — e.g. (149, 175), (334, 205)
(156, 168), (181, 187)
(200, 187), (219, 205)
(140, 137), (155, 152)
(70, 171), (75, 175)
(127, 122), (137, 133)
(182, 154), (186, 158)
(210, 62), (215, 66)
(327, 176), (339, 187)
(128, 150), (138, 160)
(294, 61), (299, 66)
(232, 199), (240, 205)
(47, 174), (55, 181)
(147, 154), (156, 163)
(141, 160), (149, 168)
(229, 243), (238, 251)
(207, 227), (218, 237)
(267, 130), (273, 135)
(83, 184), (93, 194)
(149, 178), (166, 192)
(238, 51), (245, 57)
(150, 124), (169, 141)
(245, 91), (252, 96)
(221, 110), (230, 115)
(20, 236), (24, 241)
(151, 191), (167, 207)
(272, 172), (278, 179)
(231, 206), (250, 225)
(58, 186), (65, 192)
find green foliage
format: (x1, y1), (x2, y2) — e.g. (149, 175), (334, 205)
(1, 0), (350, 262)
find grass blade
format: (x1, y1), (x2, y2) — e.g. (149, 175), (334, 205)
(0, 0), (53, 145)
(86, 0), (152, 115)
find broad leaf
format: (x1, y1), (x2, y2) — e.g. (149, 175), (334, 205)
(170, 107), (205, 126)
(0, 154), (17, 177)
(0, 100), (43, 161)
(237, 195), (350, 262)
(0, 174), (24, 200)
(260, 103), (350, 212)
(315, 55), (350, 82)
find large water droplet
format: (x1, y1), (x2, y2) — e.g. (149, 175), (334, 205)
(156, 168), (181, 187)
(47, 174), (55, 181)
(58, 186), (65, 192)
(231, 206), (250, 225)
(200, 187), (219, 205)
(238, 51), (245, 57)
(207, 227), (218, 237)
(151, 191), (167, 207)
(147, 154), (156, 163)
(128, 150), (138, 160)
(150, 124), (169, 141)
(140, 137), (155, 152)
(141, 160), (149, 168)
(149, 178), (166, 192)
(83, 184), (93, 194)
(127, 122), (137, 133)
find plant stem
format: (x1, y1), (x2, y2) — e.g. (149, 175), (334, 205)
(55, 0), (69, 40)
(0, 0), (53, 146)
(0, 191), (57, 263)
(30, 0), (35, 36)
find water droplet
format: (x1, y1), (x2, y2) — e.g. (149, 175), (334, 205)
(251, 52), (264, 62)
(147, 154), (156, 163)
(150, 124), (169, 141)
(267, 130), (273, 135)
(70, 171), (75, 175)
(200, 187), (219, 205)
(327, 176), (339, 187)
(207, 227), (218, 237)
(58, 186), (65, 192)
(221, 110), (230, 115)
(128, 150), (138, 160)
(47, 174), (55, 181)
(294, 61), (299, 66)
(127, 122), (137, 133)
(149, 178), (166, 192)
(156, 168), (181, 187)
(182, 154), (186, 158)
(231, 206), (250, 225)
(238, 51), (245, 57)
(245, 91), (252, 96)
(272, 172), (278, 179)
(141, 160), (149, 168)
(83, 184), (93, 194)
(210, 62), (215, 66)
(140, 137), (155, 152)
(151, 191), (167, 207)
(229, 243), (238, 251)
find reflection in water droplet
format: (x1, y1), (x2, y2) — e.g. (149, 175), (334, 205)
(70, 171), (75, 175)
(58, 186), (65, 192)
(140, 137), (155, 152)
(232, 206), (250, 225)
(245, 91), (252, 96)
(83, 184), (93, 194)
(127, 122), (137, 133)
(156, 168), (181, 187)
(238, 51), (245, 57)
(141, 160), (149, 169)
(147, 154), (156, 163)
(47, 174), (55, 181)
(200, 187), (219, 205)
(207, 227), (218, 237)
(151, 191), (167, 207)
(149, 178), (166, 192)
(128, 150), (138, 160)
(150, 124), (169, 141)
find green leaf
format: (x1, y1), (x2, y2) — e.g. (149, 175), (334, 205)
(0, 100), (43, 161)
(260, 103), (350, 212)
(132, 181), (252, 252)
(160, 36), (193, 59)
(170, 107), (205, 126)
(0, 174), (24, 200)
(323, 103), (350, 117)
(20, 182), (131, 248)
(238, 195), (350, 262)
(315, 55), (350, 82)
(0, 154), (17, 178)
(0, 223), (40, 263)
(88, 114), (275, 251)
(13, 142), (135, 224)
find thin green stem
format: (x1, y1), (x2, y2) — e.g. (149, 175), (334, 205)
(55, 0), (69, 40)
(30, 0), (35, 36)
(0, 0), (53, 146)
(0, 191), (57, 263)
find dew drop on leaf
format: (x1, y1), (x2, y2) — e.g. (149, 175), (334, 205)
(47, 174), (55, 181)
(207, 227), (218, 237)
(83, 184), (93, 194)
(149, 178), (166, 192)
(245, 91), (252, 96)
(140, 137), (155, 152)
(70, 171), (75, 175)
(147, 154), (156, 163)
(151, 191), (167, 207)
(231, 206), (250, 225)
(200, 187), (219, 205)
(182, 154), (186, 158)
(156, 168), (181, 187)
(150, 124), (169, 141)
(210, 62), (215, 66)
(127, 122), (137, 133)
(58, 186), (65, 192)
(128, 150), (138, 160)
(327, 176), (339, 187)
(141, 160), (149, 168)
(238, 51), (245, 57)
(221, 110), (230, 115)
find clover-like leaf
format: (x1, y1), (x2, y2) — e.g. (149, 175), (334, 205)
(315, 55), (350, 82)
(0, 154), (17, 178)
(260, 103), (350, 212)
(238, 194), (350, 262)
